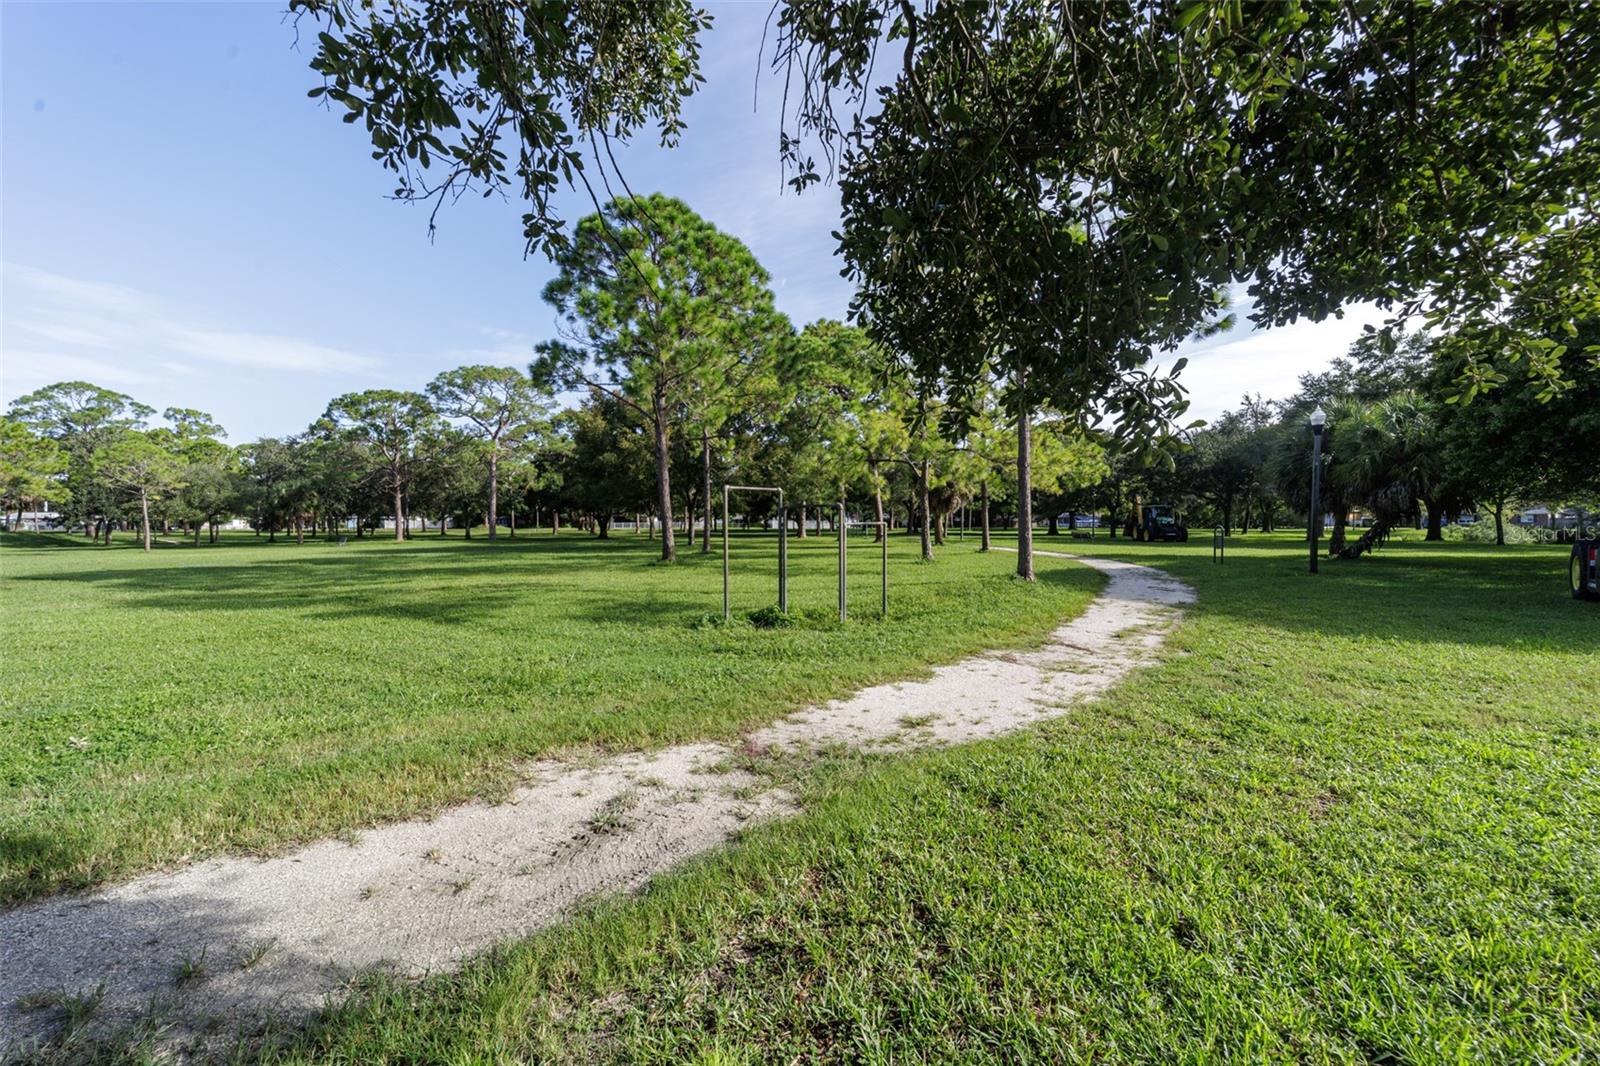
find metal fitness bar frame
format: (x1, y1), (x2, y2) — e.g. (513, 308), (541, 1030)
(1213, 525), (1226, 564)
(723, 484), (787, 620)
(837, 502), (889, 621)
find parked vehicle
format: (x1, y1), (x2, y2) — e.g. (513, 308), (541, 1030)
(1135, 505), (1189, 543)
(1573, 538), (1599, 601)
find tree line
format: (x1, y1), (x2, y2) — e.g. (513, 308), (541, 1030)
(291, 0), (1599, 580)
(1112, 323), (1600, 555)
(9, 3), (1597, 563)
(5, 199), (1595, 563)
(1, 197), (1110, 556)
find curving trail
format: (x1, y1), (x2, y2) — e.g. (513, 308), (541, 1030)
(1, 550), (1192, 1059)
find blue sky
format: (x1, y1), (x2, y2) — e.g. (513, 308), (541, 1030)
(2, 2), (1382, 442)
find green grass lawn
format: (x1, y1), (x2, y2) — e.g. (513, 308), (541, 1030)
(0, 528), (1100, 903)
(263, 533), (1600, 1064)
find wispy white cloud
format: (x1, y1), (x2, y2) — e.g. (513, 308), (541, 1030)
(12, 318), (124, 349)
(1, 262), (383, 406)
(437, 325), (539, 369)
(0, 348), (152, 392)
(158, 322), (379, 374)
(1172, 302), (1393, 422)
(8, 264), (146, 315)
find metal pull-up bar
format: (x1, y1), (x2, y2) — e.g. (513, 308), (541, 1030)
(838, 503), (888, 621)
(723, 485), (787, 620)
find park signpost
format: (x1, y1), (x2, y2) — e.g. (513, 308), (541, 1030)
(1309, 406), (1327, 574)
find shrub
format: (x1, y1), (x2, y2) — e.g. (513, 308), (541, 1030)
(1443, 521), (1536, 545)
(746, 605), (797, 629)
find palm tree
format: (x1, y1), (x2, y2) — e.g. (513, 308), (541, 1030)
(1330, 392), (1441, 559)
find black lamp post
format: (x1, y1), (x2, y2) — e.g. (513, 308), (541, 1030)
(1309, 406), (1327, 574)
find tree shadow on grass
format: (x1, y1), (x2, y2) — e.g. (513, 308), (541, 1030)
(3, 535), (681, 626)
(0, 532), (103, 551)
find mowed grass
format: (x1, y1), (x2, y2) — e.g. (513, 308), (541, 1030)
(0, 528), (1100, 903)
(265, 534), (1600, 1064)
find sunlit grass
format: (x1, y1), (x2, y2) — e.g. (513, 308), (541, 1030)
(267, 533), (1600, 1064)
(0, 528), (1099, 902)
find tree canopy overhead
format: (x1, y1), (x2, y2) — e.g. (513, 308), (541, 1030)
(293, 0), (710, 255)
(778, 1), (1597, 377)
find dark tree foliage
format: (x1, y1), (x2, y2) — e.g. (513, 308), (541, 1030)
(775, 1), (1598, 389)
(293, 0), (709, 255)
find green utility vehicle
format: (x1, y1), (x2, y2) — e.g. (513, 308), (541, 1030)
(1134, 504), (1189, 543)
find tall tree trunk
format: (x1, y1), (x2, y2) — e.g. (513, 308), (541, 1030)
(1338, 519), (1396, 559)
(552, 510), (560, 536)
(296, 517), (304, 546)
(509, 508), (516, 537)
(798, 504), (807, 539)
(980, 482), (992, 551)
(392, 463), (405, 541)
(140, 489), (152, 552)
(1424, 499), (1443, 541)
(487, 449), (499, 540)
(918, 460), (933, 562)
(1015, 369), (1034, 581)
(1494, 497), (1506, 545)
(652, 390), (676, 562)
(1047, 511), (1059, 536)
(1330, 512), (1347, 555)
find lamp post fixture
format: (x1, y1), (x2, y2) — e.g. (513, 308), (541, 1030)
(1308, 406), (1327, 574)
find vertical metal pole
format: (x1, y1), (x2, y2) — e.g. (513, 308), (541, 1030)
(777, 492), (788, 613)
(839, 503), (847, 622)
(880, 522), (888, 618)
(1309, 427), (1323, 575)
(722, 486), (730, 619)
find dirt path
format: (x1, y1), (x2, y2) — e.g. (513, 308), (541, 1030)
(1, 551), (1192, 1059)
